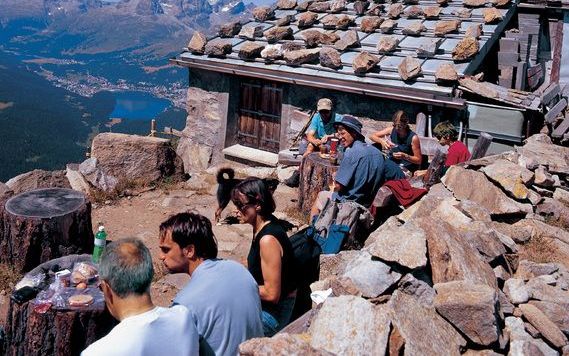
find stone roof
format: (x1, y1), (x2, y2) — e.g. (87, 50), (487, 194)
(172, 0), (517, 108)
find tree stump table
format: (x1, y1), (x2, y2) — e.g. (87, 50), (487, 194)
(4, 254), (117, 356)
(298, 153), (339, 217)
(1, 188), (94, 273)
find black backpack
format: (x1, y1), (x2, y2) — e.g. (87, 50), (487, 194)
(290, 226), (321, 286)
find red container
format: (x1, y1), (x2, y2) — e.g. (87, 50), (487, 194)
(330, 138), (339, 154)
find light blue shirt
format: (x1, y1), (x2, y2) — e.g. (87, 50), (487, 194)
(307, 112), (342, 139)
(333, 140), (385, 207)
(173, 259), (263, 356)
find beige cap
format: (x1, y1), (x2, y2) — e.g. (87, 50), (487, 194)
(317, 98), (332, 111)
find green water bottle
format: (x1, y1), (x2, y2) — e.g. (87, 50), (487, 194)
(92, 225), (107, 264)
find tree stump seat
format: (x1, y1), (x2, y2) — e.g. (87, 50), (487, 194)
(298, 153), (339, 217)
(1, 188), (94, 273)
(4, 254), (116, 356)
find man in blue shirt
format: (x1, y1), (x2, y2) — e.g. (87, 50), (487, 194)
(303, 98), (342, 157)
(310, 115), (385, 217)
(158, 212), (263, 356)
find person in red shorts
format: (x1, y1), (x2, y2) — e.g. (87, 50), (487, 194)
(433, 121), (471, 169)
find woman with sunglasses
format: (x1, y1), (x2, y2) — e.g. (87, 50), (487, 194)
(230, 178), (296, 337)
(369, 110), (423, 173)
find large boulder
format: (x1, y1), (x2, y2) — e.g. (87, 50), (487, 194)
(366, 220), (427, 269)
(309, 296), (391, 355)
(240, 333), (333, 355)
(516, 137), (569, 175)
(530, 300), (569, 335)
(417, 218), (498, 288)
(341, 251), (402, 298)
(90, 133), (179, 185)
(442, 166), (532, 216)
(519, 303), (568, 348)
(503, 278), (530, 304)
(66, 163), (92, 195)
(6, 169), (71, 195)
(79, 157), (119, 192)
(434, 280), (500, 346)
(515, 260), (559, 280)
(505, 317), (557, 356)
(388, 290), (467, 356)
(481, 159), (533, 200)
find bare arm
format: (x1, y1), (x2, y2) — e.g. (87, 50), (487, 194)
(258, 235), (283, 304)
(306, 131), (321, 147)
(369, 127), (394, 149)
(394, 135), (422, 165)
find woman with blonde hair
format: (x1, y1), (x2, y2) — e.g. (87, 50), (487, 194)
(369, 110), (422, 172)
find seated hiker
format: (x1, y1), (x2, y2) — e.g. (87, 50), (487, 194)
(231, 178), (297, 337)
(433, 121), (471, 170)
(303, 98), (342, 157)
(159, 212), (263, 355)
(82, 238), (199, 356)
(369, 110), (422, 173)
(310, 115), (386, 219)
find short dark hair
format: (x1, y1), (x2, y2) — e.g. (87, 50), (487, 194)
(159, 212), (218, 259)
(99, 238), (153, 298)
(433, 121), (458, 141)
(230, 177), (276, 218)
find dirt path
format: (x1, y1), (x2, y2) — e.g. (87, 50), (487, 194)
(92, 180), (301, 306)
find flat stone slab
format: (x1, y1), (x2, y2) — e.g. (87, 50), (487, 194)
(442, 166), (533, 216)
(222, 144), (278, 167)
(6, 188), (86, 219)
(481, 159), (534, 200)
(366, 220), (427, 269)
(310, 296), (390, 355)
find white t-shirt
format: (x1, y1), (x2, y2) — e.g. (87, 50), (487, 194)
(82, 305), (199, 356)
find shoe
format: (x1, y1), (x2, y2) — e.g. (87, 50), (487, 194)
(284, 170), (300, 187)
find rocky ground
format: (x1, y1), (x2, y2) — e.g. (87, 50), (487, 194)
(241, 134), (569, 355)
(1, 132), (569, 355)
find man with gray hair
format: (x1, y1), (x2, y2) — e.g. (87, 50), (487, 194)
(82, 238), (199, 356)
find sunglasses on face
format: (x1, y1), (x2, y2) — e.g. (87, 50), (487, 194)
(234, 201), (255, 212)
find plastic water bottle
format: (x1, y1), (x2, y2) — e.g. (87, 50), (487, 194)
(92, 225), (107, 264)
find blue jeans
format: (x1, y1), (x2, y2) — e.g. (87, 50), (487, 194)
(261, 296), (296, 337)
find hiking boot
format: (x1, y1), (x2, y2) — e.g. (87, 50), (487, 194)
(284, 170), (300, 187)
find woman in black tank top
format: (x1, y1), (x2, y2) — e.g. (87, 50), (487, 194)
(369, 110), (423, 172)
(231, 177), (296, 337)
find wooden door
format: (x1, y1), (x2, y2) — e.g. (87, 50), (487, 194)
(238, 81), (282, 153)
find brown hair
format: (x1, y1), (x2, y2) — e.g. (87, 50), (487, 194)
(392, 110), (409, 129)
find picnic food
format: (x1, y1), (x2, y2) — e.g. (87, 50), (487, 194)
(71, 263), (98, 284)
(68, 294), (94, 307)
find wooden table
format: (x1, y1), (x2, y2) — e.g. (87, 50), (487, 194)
(4, 254), (116, 356)
(1, 188), (94, 273)
(298, 153), (339, 216)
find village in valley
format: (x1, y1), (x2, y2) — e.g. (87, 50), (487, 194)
(1, 0), (569, 353)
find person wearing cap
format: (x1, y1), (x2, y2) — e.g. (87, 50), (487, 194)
(310, 115), (386, 218)
(303, 98), (342, 157)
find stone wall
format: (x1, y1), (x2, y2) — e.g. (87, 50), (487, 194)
(181, 69), (465, 169)
(178, 69), (231, 173)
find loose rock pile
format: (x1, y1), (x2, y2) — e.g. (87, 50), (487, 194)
(239, 134), (569, 355)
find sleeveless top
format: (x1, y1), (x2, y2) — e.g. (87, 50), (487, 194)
(389, 129), (419, 171)
(247, 218), (296, 305)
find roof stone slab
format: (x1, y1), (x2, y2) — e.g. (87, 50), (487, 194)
(173, 0), (518, 107)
